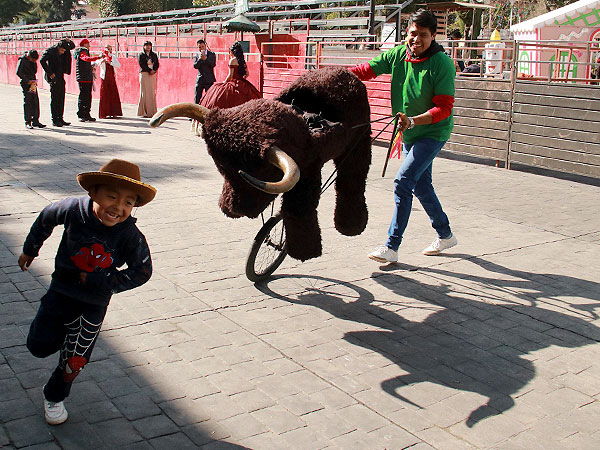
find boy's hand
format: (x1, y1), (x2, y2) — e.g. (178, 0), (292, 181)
(18, 253), (35, 271)
(79, 272), (87, 284)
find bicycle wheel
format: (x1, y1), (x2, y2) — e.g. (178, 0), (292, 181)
(246, 214), (288, 282)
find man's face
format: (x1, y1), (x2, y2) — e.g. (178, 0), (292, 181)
(406, 24), (435, 57)
(90, 184), (137, 227)
(197, 42), (206, 52)
(82, 42), (90, 50)
(57, 47), (66, 55)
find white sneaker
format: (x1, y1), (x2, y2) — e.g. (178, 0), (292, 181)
(423, 234), (458, 255)
(368, 245), (398, 263)
(44, 397), (68, 425)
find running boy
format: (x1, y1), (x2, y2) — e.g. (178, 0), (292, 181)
(18, 159), (156, 425)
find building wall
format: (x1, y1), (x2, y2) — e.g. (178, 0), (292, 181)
(0, 32), (308, 107)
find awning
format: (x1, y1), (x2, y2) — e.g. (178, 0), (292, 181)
(223, 13), (261, 33)
(511, 0), (600, 32)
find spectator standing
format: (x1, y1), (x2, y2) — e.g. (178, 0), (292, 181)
(193, 39), (216, 103)
(16, 49), (45, 129)
(137, 41), (160, 118)
(97, 44), (123, 119)
(350, 9), (458, 263)
(199, 41), (261, 109)
(74, 39), (100, 122)
(448, 29), (465, 72)
(40, 38), (75, 127)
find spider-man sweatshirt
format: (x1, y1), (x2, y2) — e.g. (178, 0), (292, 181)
(23, 196), (152, 306)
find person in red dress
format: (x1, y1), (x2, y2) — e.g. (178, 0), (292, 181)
(97, 44), (122, 119)
(199, 41), (261, 109)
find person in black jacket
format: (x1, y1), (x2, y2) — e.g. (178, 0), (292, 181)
(40, 38), (75, 127)
(193, 39), (216, 103)
(18, 158), (156, 425)
(137, 41), (160, 117)
(16, 49), (45, 129)
(74, 39), (100, 122)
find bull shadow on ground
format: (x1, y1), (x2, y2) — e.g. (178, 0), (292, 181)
(259, 258), (600, 427)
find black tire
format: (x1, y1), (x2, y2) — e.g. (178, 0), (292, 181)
(246, 214), (287, 282)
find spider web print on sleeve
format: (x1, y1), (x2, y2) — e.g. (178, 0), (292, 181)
(60, 315), (103, 370)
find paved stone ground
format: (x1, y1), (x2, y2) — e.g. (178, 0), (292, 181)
(1, 82), (599, 450)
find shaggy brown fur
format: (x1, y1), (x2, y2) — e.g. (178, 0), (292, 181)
(201, 67), (371, 261)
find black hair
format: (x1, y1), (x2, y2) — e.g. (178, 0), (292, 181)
(143, 41), (153, 47)
(230, 41), (247, 77)
(196, 39), (205, 45)
(449, 29), (462, 39)
(409, 9), (438, 35)
(58, 38), (74, 50)
(27, 49), (39, 60)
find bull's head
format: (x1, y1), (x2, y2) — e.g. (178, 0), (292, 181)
(149, 102), (301, 218)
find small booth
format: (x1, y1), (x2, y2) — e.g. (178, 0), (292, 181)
(510, 0), (600, 81)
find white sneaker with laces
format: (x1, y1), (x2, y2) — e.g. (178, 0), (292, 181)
(368, 245), (398, 263)
(423, 234), (458, 255)
(44, 397), (68, 425)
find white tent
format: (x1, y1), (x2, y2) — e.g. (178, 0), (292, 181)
(511, 0), (600, 33)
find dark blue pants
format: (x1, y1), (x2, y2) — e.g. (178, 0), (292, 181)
(21, 82), (40, 124)
(49, 77), (66, 123)
(27, 289), (107, 402)
(195, 81), (213, 104)
(77, 82), (93, 119)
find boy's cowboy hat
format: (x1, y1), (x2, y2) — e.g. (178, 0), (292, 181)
(77, 159), (156, 206)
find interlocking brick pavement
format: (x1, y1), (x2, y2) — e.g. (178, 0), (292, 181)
(1, 82), (599, 449)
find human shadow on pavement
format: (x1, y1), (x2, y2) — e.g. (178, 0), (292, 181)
(258, 263), (600, 428)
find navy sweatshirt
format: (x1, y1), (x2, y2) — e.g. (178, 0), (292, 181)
(23, 196), (152, 306)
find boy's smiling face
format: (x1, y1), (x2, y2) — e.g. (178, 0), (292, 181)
(89, 184), (137, 227)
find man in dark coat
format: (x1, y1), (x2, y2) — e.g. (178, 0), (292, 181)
(74, 39), (100, 122)
(193, 39), (216, 103)
(16, 50), (45, 129)
(40, 38), (75, 127)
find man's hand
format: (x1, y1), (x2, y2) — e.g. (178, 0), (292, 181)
(398, 113), (409, 132)
(18, 253), (35, 271)
(49, 73), (55, 79)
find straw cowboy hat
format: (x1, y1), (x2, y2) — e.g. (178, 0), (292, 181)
(77, 159), (157, 206)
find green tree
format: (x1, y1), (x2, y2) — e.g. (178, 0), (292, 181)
(18, 0), (78, 23)
(0, 0), (28, 26)
(89, 0), (193, 17)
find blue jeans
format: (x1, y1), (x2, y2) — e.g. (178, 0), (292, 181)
(385, 138), (452, 250)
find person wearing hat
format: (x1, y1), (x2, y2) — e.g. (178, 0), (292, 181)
(74, 39), (101, 122)
(18, 159), (156, 425)
(40, 38), (75, 127)
(16, 49), (46, 129)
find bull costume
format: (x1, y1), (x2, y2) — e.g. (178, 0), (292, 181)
(150, 67), (372, 262)
(40, 38), (75, 127)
